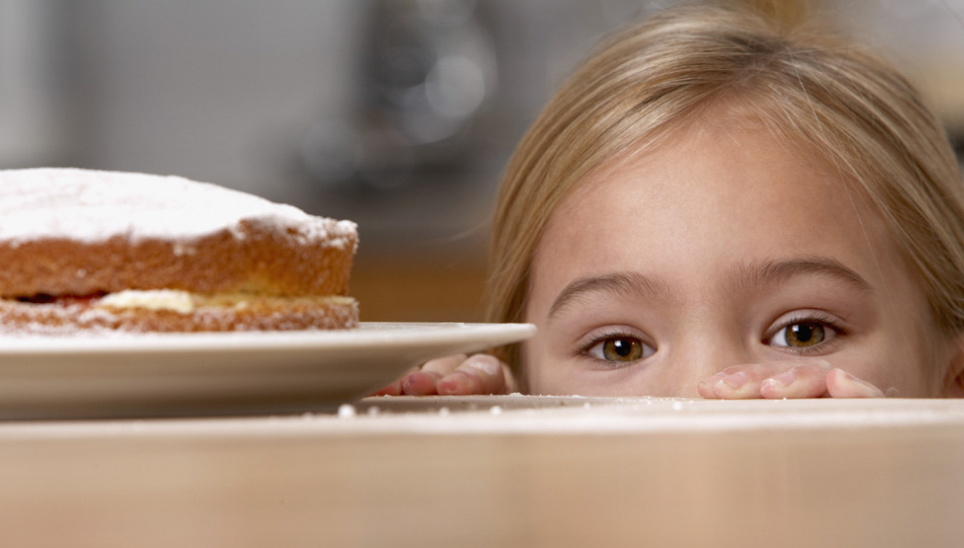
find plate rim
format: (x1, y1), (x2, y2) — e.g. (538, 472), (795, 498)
(0, 322), (537, 355)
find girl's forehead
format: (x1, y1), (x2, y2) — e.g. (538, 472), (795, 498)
(570, 103), (834, 199)
(533, 116), (902, 288)
(559, 115), (855, 217)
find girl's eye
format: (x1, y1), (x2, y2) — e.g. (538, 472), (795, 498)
(770, 320), (833, 349)
(586, 335), (655, 363)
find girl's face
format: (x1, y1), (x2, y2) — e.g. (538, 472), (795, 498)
(522, 114), (957, 397)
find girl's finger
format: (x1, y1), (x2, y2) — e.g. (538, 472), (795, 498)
(437, 354), (510, 396)
(825, 368), (886, 398)
(759, 362), (834, 399)
(421, 354), (469, 375)
(370, 366), (418, 396)
(699, 360), (832, 399)
(398, 355), (469, 396)
(400, 370), (444, 395)
(700, 363), (784, 399)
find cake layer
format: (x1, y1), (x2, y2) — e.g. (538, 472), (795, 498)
(0, 168), (358, 298)
(0, 294), (359, 334)
(0, 226), (354, 298)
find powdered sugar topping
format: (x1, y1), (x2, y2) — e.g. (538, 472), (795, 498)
(0, 168), (356, 247)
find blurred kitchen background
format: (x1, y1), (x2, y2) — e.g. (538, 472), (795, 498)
(1, 0), (962, 321)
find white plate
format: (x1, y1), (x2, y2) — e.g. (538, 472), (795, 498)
(0, 322), (536, 420)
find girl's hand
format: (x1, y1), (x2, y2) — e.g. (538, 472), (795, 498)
(697, 360), (886, 399)
(371, 354), (518, 396)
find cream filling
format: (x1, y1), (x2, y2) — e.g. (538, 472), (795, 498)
(93, 290), (354, 314)
(97, 290), (197, 313)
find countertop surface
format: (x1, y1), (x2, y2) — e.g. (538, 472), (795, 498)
(3, 396), (964, 547)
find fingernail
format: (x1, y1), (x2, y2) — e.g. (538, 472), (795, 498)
(770, 369), (796, 387)
(465, 355), (500, 376)
(437, 371), (473, 395)
(833, 368), (887, 398)
(435, 377), (458, 395)
(722, 372), (747, 389)
(700, 373), (724, 390)
(840, 369), (878, 391)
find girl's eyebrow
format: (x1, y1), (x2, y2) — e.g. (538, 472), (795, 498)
(731, 258), (873, 295)
(547, 258), (873, 322)
(548, 272), (674, 321)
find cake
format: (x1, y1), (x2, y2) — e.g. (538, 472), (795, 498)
(0, 168), (359, 334)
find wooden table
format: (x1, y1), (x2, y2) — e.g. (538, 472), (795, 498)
(2, 396), (962, 547)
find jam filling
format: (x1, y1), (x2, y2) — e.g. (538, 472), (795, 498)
(14, 292), (108, 306)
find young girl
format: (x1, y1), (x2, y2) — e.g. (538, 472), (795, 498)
(378, 1), (964, 399)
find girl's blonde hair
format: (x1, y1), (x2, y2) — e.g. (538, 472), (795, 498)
(485, 2), (964, 368)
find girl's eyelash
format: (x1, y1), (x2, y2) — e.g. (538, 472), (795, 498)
(775, 312), (843, 332)
(577, 327), (654, 368)
(579, 328), (642, 354)
(769, 312), (846, 354)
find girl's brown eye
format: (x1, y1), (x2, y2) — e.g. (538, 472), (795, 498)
(593, 337), (646, 361)
(777, 321), (826, 348)
(585, 332), (655, 364)
(605, 337), (643, 360)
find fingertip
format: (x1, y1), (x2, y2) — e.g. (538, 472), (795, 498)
(401, 370), (443, 396)
(463, 354), (502, 376)
(435, 377), (459, 396)
(759, 378), (782, 399)
(370, 382), (402, 397)
(826, 368), (886, 398)
(759, 369), (798, 399)
(436, 370), (481, 396)
(711, 371), (759, 399)
(421, 354), (469, 375)
(697, 378), (719, 399)
(435, 355), (511, 396)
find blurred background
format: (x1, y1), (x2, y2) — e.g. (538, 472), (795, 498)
(1, 0), (962, 322)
